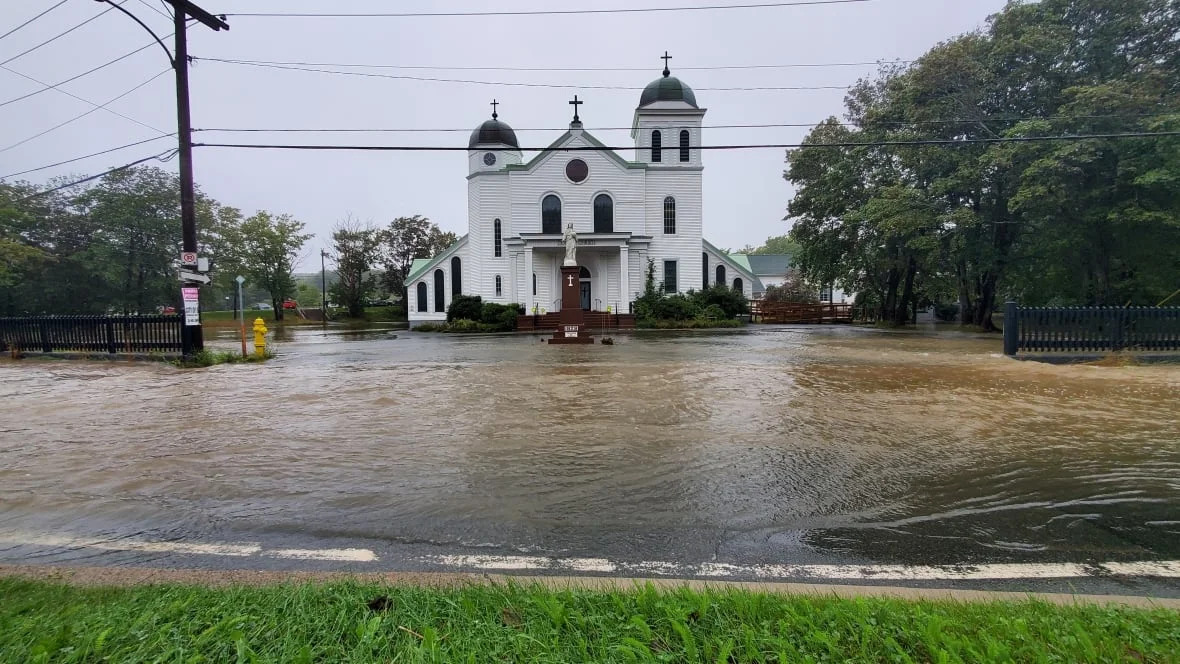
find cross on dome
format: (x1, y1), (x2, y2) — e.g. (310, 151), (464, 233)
(490, 99), (499, 119)
(661, 51), (672, 77)
(569, 94), (583, 122)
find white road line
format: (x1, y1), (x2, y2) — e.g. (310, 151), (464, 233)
(266, 548), (378, 562)
(421, 554), (1180, 581)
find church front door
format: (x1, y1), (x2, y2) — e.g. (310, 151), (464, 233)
(580, 281), (591, 310)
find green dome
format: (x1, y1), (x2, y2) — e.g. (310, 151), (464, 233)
(639, 71), (698, 108)
(469, 118), (519, 148)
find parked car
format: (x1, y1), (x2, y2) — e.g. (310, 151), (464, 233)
(282, 299), (299, 310)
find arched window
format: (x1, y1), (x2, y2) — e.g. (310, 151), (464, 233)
(493, 218), (502, 257)
(451, 256), (462, 296)
(733, 277), (743, 292)
(593, 193), (613, 233)
(416, 282), (427, 312)
(541, 195), (561, 234)
(679, 129), (690, 162)
(433, 269), (445, 312)
(716, 264), (726, 286)
(702, 252), (709, 288)
(651, 130), (662, 162)
(663, 196), (676, 234)
(495, 274), (502, 296)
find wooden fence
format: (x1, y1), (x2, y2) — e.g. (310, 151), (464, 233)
(749, 301), (854, 324)
(0, 315), (183, 354)
(1003, 302), (1180, 355)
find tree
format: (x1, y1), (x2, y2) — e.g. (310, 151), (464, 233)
(329, 217), (381, 318)
(749, 234), (801, 256)
(763, 270), (819, 304)
(226, 211), (312, 320)
(379, 215), (457, 296)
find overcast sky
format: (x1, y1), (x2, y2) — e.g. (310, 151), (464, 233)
(2, 0), (1008, 269)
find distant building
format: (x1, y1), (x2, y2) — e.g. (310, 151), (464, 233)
(405, 58), (758, 327)
(727, 253), (852, 303)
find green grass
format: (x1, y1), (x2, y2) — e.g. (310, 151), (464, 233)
(1, 578), (1177, 663)
(178, 347), (274, 367)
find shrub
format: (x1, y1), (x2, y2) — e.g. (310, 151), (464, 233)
(446, 318), (483, 332)
(415, 322), (446, 332)
(480, 302), (525, 331)
(637, 318), (743, 329)
(652, 293), (699, 320)
(447, 295), (483, 322)
(689, 283), (748, 318)
(698, 304), (727, 320)
(934, 301), (959, 322)
(764, 270), (819, 304)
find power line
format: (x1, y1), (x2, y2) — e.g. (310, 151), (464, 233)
(0, 0), (70, 43)
(0, 63), (169, 136)
(134, 0), (172, 21)
(223, 0), (872, 18)
(198, 57), (903, 73)
(13, 149), (179, 202)
(0, 37), (169, 109)
(0, 1), (121, 66)
(0, 69), (172, 153)
(194, 58), (853, 91)
(190, 132), (1180, 153)
(1, 135), (175, 180)
(192, 115), (1178, 134)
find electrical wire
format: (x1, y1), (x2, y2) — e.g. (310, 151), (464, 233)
(223, 0), (872, 18)
(0, 37), (170, 109)
(13, 149), (180, 202)
(0, 64), (170, 136)
(134, 0), (172, 21)
(190, 132), (1180, 153)
(192, 115), (1179, 134)
(0, 1), (122, 66)
(1, 135), (176, 180)
(0, 0), (70, 43)
(194, 58), (852, 91)
(0, 69), (172, 153)
(199, 57), (904, 72)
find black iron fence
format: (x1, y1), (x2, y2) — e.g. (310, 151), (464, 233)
(1003, 302), (1180, 355)
(0, 315), (183, 354)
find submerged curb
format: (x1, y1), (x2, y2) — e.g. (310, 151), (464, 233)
(2, 565), (1177, 610)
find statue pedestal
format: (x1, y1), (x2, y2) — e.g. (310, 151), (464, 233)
(548, 265), (594, 344)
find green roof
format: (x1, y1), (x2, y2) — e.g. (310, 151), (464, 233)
(727, 253), (753, 273)
(639, 73), (698, 108)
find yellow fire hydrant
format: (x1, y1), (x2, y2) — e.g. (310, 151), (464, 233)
(252, 317), (268, 357)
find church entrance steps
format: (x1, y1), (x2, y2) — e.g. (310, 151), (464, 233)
(518, 313), (635, 332)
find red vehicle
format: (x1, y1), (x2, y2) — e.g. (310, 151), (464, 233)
(282, 299), (299, 310)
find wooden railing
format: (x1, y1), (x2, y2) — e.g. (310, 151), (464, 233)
(749, 301), (854, 324)
(0, 315), (183, 354)
(1003, 302), (1180, 355)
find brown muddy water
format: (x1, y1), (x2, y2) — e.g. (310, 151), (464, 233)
(1, 325), (1177, 568)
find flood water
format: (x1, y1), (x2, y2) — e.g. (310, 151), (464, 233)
(1, 325), (1178, 569)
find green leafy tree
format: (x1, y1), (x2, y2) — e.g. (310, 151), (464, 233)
(749, 234), (801, 256)
(329, 217), (381, 318)
(226, 211), (312, 320)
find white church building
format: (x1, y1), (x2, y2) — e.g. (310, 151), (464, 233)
(406, 59), (759, 326)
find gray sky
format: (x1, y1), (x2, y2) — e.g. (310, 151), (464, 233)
(2, 0), (1007, 269)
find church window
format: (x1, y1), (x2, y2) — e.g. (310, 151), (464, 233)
(733, 277), (743, 292)
(416, 282), (427, 312)
(651, 130), (662, 162)
(593, 193), (613, 233)
(493, 218), (502, 257)
(451, 257), (462, 296)
(433, 269), (445, 312)
(716, 264), (726, 286)
(702, 252), (709, 288)
(680, 130), (690, 162)
(663, 260), (677, 293)
(663, 196), (676, 234)
(532, 272), (537, 295)
(821, 284), (834, 302)
(542, 195), (561, 234)
(565, 159), (588, 183)
(495, 274), (502, 296)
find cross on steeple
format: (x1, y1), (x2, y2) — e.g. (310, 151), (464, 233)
(661, 51), (672, 77)
(490, 99), (499, 119)
(569, 94), (583, 122)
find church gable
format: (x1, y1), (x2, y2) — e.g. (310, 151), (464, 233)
(507, 131), (643, 176)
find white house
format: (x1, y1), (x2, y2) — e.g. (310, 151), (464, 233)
(724, 253), (852, 303)
(406, 59), (758, 326)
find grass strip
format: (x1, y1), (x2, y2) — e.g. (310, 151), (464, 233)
(1, 578), (1177, 663)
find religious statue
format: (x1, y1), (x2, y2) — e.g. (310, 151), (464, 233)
(563, 223), (577, 266)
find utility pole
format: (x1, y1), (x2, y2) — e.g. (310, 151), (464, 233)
(321, 250), (329, 324)
(97, 0), (228, 358)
